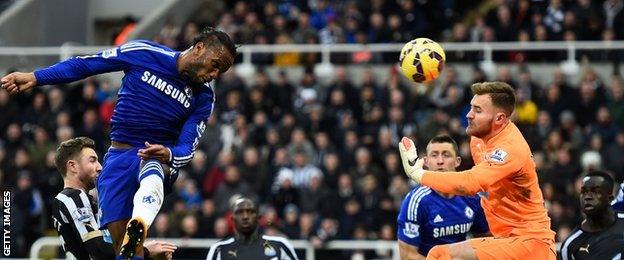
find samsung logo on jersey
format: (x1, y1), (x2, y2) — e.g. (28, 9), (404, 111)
(433, 223), (472, 238)
(141, 71), (191, 108)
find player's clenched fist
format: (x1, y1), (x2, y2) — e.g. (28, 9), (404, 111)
(398, 137), (425, 183)
(1, 72), (37, 94)
(138, 141), (172, 164)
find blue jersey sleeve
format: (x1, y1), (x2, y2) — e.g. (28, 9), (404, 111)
(468, 196), (489, 234)
(168, 90), (214, 168)
(34, 46), (130, 86)
(397, 188), (427, 247)
(612, 183), (624, 211)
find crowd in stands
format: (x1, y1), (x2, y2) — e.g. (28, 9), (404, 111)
(150, 0), (624, 64)
(2, 63), (623, 257)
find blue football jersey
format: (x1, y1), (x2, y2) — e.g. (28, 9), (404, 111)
(34, 40), (213, 168)
(397, 186), (489, 256)
(613, 183), (624, 211)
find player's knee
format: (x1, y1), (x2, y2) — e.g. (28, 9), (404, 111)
(139, 160), (165, 180)
(427, 245), (452, 260)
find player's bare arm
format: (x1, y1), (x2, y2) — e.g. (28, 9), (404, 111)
(398, 240), (426, 260)
(1, 72), (37, 94)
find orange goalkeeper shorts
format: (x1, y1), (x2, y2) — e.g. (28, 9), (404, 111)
(469, 236), (556, 260)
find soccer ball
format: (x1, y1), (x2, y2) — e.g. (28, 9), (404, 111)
(399, 38), (446, 83)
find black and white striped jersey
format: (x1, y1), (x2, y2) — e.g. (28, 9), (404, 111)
(206, 235), (298, 260)
(559, 212), (624, 260)
(52, 187), (114, 260)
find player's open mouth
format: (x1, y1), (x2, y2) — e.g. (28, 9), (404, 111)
(583, 204), (595, 210)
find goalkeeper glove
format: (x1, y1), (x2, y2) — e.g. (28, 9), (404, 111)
(399, 137), (425, 183)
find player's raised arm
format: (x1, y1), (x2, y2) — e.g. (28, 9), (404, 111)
(421, 153), (524, 196)
(1, 72), (37, 94)
(399, 137), (525, 196)
(33, 45), (132, 86)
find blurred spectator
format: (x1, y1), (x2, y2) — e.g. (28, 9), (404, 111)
(38, 150), (63, 229)
(310, 218), (339, 248)
(290, 149), (322, 189)
(271, 168), (300, 218)
(177, 22), (199, 50)
(273, 34), (300, 66)
(27, 126), (53, 173)
(299, 213), (315, 240)
(286, 128), (316, 164)
(604, 132), (624, 178)
(0, 90), (17, 132)
(541, 84), (568, 121)
(514, 87), (539, 125)
(581, 150), (603, 173)
(154, 19), (180, 49)
(77, 109), (106, 154)
(339, 198), (364, 239)
(559, 110), (585, 151)
(202, 150), (234, 197)
(149, 213), (173, 238)
(197, 199), (217, 238)
(185, 150), (208, 186)
(179, 180), (203, 211)
(281, 204), (300, 239)
(213, 165), (257, 215)
(237, 12), (262, 44)
(320, 152), (341, 190)
(213, 217), (231, 239)
(608, 77), (624, 126)
(293, 13), (317, 44)
(239, 146), (268, 198)
(351, 147), (383, 187)
(544, 0), (565, 39)
(494, 5), (518, 42)
(588, 106), (621, 143)
(299, 170), (327, 213)
(13, 172), (43, 256)
(180, 215), (200, 238)
(358, 174), (384, 230)
(318, 19), (344, 44)
(310, 0), (336, 30)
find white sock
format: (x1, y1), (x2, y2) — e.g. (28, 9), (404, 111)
(132, 161), (164, 228)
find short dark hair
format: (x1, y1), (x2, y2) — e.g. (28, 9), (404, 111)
(471, 81), (516, 116)
(55, 137), (95, 177)
(585, 170), (615, 192)
(193, 27), (237, 58)
(428, 135), (459, 155)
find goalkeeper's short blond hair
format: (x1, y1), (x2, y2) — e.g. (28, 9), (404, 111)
(471, 81), (515, 116)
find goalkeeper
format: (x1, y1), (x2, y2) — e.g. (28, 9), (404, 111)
(399, 82), (556, 259)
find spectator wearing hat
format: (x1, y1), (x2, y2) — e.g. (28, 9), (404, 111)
(271, 168), (300, 219)
(281, 204), (301, 239)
